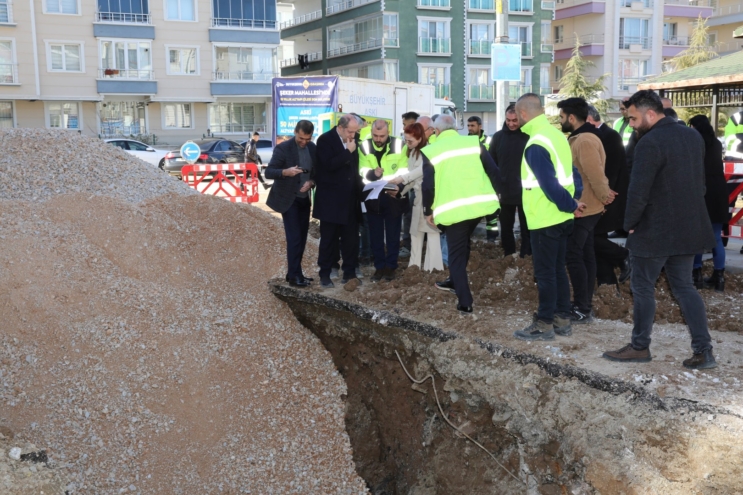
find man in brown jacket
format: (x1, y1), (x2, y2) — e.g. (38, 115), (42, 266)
(557, 98), (616, 323)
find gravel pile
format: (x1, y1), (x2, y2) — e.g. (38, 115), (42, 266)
(0, 129), (367, 494)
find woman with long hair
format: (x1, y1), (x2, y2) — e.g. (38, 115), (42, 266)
(387, 123), (444, 271)
(688, 114), (729, 291)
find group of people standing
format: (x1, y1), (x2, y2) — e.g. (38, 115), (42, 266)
(264, 89), (728, 371)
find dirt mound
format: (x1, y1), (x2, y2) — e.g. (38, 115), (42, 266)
(0, 128), (366, 494)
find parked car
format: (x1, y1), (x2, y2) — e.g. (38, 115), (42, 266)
(239, 139), (274, 170)
(162, 139), (246, 178)
(105, 138), (169, 168)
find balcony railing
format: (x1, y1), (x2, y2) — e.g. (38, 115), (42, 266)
(98, 68), (154, 80)
(0, 63), (17, 84)
(620, 0), (652, 7)
(555, 33), (605, 50)
(279, 9), (321, 29)
(509, 84), (532, 99)
(280, 51), (322, 68)
(469, 85), (494, 100)
(541, 0), (556, 9)
(541, 43), (554, 52)
(418, 0), (451, 6)
(539, 86), (553, 95)
(211, 18), (277, 29)
(617, 76), (648, 90)
(714, 39), (743, 54)
(419, 37), (452, 54)
(326, 0), (377, 16)
(663, 36), (689, 46)
(327, 38), (394, 58)
(469, 39), (492, 55)
(715, 2), (742, 16)
(212, 71), (278, 81)
(469, 0), (494, 9)
(509, 0), (534, 12)
(209, 123), (267, 134)
(95, 11), (151, 23)
(664, 0), (712, 5)
(431, 84), (451, 99)
(0, 1), (14, 23)
(619, 36), (651, 49)
(518, 41), (533, 57)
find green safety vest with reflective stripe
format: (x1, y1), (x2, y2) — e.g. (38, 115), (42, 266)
(724, 111), (743, 152)
(479, 133), (491, 150)
(359, 126), (372, 141)
(612, 117), (633, 147)
(520, 114), (575, 231)
(421, 129), (499, 226)
(359, 136), (408, 180)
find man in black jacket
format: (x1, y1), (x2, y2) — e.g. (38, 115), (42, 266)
(314, 114), (363, 288)
(602, 90), (717, 370)
(264, 120), (317, 287)
(489, 104), (531, 257)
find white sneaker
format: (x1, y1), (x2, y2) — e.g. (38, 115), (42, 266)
(330, 268), (339, 279)
(355, 267), (364, 279)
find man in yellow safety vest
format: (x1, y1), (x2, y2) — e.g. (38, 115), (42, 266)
(612, 98), (633, 147)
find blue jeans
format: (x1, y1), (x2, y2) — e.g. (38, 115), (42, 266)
(530, 219), (574, 322)
(440, 233), (448, 267)
(693, 223), (725, 270)
(630, 254), (712, 353)
(367, 201), (403, 271)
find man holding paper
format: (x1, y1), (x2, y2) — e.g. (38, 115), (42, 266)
(359, 119), (409, 281)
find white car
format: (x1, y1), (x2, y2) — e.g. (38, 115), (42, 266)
(239, 139), (273, 169)
(105, 138), (170, 168)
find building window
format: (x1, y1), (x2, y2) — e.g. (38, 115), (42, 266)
(469, 0), (494, 9)
(509, 0), (533, 13)
(163, 103), (192, 128)
(48, 102), (80, 129)
(619, 18), (650, 49)
(328, 14), (399, 56)
(46, 0), (78, 14)
(100, 101), (146, 135)
(468, 67), (492, 99)
(541, 21), (550, 44)
(0, 101), (12, 128)
(167, 46), (198, 75)
(554, 64), (563, 82)
(97, 0), (149, 22)
(0, 40), (15, 83)
(212, 0), (277, 28)
(166, 0), (194, 21)
(509, 24), (533, 57)
(418, 18), (451, 54)
(48, 43), (82, 72)
(540, 65), (550, 92)
(618, 58), (648, 90)
(0, 0), (12, 23)
(100, 40), (152, 79)
(214, 46), (276, 80)
(554, 25), (563, 44)
(419, 64), (450, 97)
(469, 22), (491, 55)
(209, 102), (264, 133)
(329, 61), (398, 82)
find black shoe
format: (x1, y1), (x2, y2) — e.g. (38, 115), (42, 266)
(301, 275), (314, 282)
(320, 277), (334, 288)
(683, 349), (718, 370)
(703, 269), (725, 292)
(570, 307), (594, 324)
(692, 267), (703, 290)
(435, 277), (455, 293)
(456, 304), (473, 313)
(608, 230), (628, 239)
(384, 267), (396, 281)
(372, 269), (385, 282)
(288, 275), (310, 288)
(618, 256), (632, 284)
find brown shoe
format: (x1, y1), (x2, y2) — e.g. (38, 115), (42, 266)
(682, 349), (717, 370)
(384, 267), (396, 281)
(602, 344), (652, 363)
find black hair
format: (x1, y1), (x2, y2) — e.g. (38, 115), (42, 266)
(626, 90), (663, 114)
(402, 111), (420, 121)
(467, 116), (483, 125)
(688, 114), (717, 148)
(663, 107), (678, 120)
(505, 103), (516, 115)
(295, 120), (315, 135)
(252, 131), (260, 136)
(556, 97), (589, 122)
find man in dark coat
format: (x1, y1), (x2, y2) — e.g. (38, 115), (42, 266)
(264, 120), (317, 287)
(489, 104), (531, 257)
(314, 114), (363, 288)
(586, 105), (631, 286)
(603, 90), (717, 370)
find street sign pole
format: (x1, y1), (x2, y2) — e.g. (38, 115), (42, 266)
(495, 0), (509, 131)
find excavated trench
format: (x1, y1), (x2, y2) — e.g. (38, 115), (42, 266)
(270, 282), (743, 495)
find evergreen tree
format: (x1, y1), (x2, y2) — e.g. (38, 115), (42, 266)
(557, 37), (610, 116)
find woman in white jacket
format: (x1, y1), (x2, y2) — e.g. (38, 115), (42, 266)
(388, 123), (444, 271)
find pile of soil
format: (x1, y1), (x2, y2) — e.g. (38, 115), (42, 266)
(0, 129), (366, 494)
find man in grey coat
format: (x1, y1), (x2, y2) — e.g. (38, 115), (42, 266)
(602, 90), (717, 370)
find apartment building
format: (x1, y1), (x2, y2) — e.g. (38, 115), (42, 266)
(708, 0), (743, 55)
(551, 0), (714, 104)
(278, 0), (555, 134)
(0, 0), (281, 143)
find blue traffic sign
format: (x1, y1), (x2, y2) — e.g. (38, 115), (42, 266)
(180, 141), (201, 164)
(491, 43), (521, 82)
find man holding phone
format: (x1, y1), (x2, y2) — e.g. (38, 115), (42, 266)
(265, 120), (317, 287)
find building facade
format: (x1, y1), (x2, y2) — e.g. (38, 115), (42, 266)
(0, 0), (280, 144)
(707, 0), (743, 56)
(279, 0), (556, 135)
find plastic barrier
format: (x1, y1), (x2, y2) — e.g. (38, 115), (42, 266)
(181, 162), (260, 203)
(724, 161), (743, 239)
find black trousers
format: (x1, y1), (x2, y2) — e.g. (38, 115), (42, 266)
(499, 202), (531, 257)
(445, 218), (480, 307)
(594, 232), (629, 286)
(566, 213), (601, 312)
(318, 211), (359, 280)
(281, 196), (311, 279)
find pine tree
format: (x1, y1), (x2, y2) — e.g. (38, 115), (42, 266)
(557, 37), (610, 115)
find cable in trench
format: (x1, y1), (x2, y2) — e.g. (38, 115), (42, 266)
(394, 350), (527, 488)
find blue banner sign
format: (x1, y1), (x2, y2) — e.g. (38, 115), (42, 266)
(272, 76), (339, 145)
(491, 43), (522, 82)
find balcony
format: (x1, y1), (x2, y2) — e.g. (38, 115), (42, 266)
(99, 68), (154, 79)
(0, 1), (14, 23)
(419, 37), (452, 54)
(469, 0), (494, 9)
(97, 69), (156, 94)
(509, 0), (534, 14)
(469, 85), (494, 100)
(431, 84), (451, 99)
(0, 63), (17, 84)
(518, 41), (533, 57)
(663, 0), (713, 17)
(327, 38), (395, 58)
(95, 11), (151, 23)
(541, 43), (554, 53)
(708, 2), (743, 27)
(280, 51), (322, 68)
(280, 10), (321, 30)
(540, 86), (554, 95)
(417, 0), (451, 7)
(212, 71), (277, 81)
(619, 36), (651, 50)
(326, 0), (378, 16)
(209, 18), (280, 44)
(508, 84), (532, 100)
(662, 36), (690, 56)
(620, 0), (652, 8)
(469, 39), (492, 56)
(617, 77), (648, 91)
(555, 0), (606, 20)
(211, 18), (277, 29)
(541, 0), (556, 9)
(554, 33), (605, 59)
(714, 39), (743, 55)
